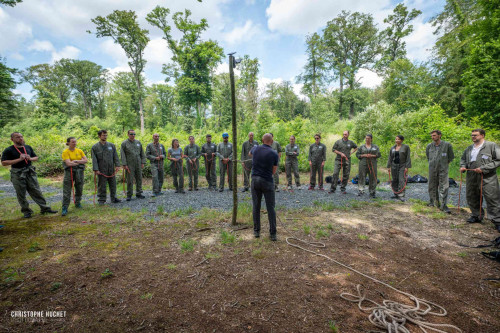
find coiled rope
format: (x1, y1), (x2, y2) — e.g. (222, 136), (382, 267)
(278, 216), (462, 333)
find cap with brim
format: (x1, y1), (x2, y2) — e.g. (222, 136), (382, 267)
(222, 133), (229, 138)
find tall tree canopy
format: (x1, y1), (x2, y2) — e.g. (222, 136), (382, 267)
(90, 10), (149, 133)
(296, 33), (327, 99)
(0, 59), (18, 127)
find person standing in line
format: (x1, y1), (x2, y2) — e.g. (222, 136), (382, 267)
(356, 134), (381, 198)
(91, 130), (121, 205)
(121, 129), (146, 201)
(146, 133), (166, 197)
(1, 132), (58, 218)
(460, 128), (500, 232)
(241, 132), (259, 192)
(201, 134), (217, 190)
(426, 130), (455, 213)
(387, 135), (411, 201)
(61, 137), (88, 216)
(168, 138), (185, 194)
(184, 136), (201, 191)
(217, 132), (233, 192)
(330, 130), (357, 194)
(285, 135), (301, 190)
(308, 134), (326, 190)
(270, 133), (282, 192)
(250, 133), (279, 241)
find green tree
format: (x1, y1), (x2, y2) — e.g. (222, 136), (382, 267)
(323, 11), (380, 118)
(211, 73), (232, 129)
(90, 10), (149, 133)
(378, 4), (421, 71)
(382, 58), (433, 113)
(61, 59), (108, 118)
(0, 0), (22, 6)
(462, 0), (500, 128)
(107, 72), (141, 132)
(146, 6), (223, 128)
(237, 55), (259, 122)
(0, 59), (18, 127)
(296, 33), (327, 98)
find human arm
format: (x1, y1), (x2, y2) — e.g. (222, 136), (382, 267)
(448, 143), (455, 164)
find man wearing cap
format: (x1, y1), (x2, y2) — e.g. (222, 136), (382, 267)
(241, 132), (259, 192)
(217, 133), (233, 192)
(1, 132), (58, 218)
(184, 136), (201, 191)
(330, 130), (358, 194)
(121, 129), (146, 201)
(201, 134), (217, 190)
(146, 133), (166, 197)
(270, 133), (282, 192)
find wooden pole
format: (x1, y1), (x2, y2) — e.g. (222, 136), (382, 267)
(229, 54), (238, 226)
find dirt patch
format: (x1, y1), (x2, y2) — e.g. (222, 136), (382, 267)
(1, 203), (499, 332)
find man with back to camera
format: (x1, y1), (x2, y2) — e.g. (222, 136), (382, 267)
(250, 133), (279, 241)
(1, 132), (58, 218)
(91, 129), (121, 205)
(121, 129), (146, 201)
(460, 128), (500, 232)
(426, 130), (454, 213)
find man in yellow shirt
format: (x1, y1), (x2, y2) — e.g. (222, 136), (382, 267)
(61, 137), (87, 216)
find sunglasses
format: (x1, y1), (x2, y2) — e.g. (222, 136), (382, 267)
(129, 133), (136, 136)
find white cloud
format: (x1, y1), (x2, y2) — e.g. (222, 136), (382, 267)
(100, 40), (129, 66)
(266, 0), (391, 35)
(10, 52), (25, 61)
(51, 46), (81, 62)
(356, 68), (383, 88)
(0, 7), (32, 53)
(28, 40), (55, 52)
(144, 38), (172, 67)
(404, 18), (437, 62)
(223, 20), (260, 44)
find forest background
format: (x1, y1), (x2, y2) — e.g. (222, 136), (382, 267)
(0, 0), (499, 180)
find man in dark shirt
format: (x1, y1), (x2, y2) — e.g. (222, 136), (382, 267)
(250, 133), (279, 241)
(1, 132), (57, 218)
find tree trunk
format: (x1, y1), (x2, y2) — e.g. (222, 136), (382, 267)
(135, 75), (144, 134)
(338, 72), (344, 118)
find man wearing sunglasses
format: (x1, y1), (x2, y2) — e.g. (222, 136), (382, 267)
(460, 128), (500, 232)
(121, 130), (146, 201)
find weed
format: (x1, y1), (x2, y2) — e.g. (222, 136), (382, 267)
(303, 225), (311, 235)
(101, 268), (113, 279)
(51, 282), (62, 291)
(327, 224), (333, 230)
(28, 242), (42, 253)
(141, 292), (153, 300)
(457, 252), (468, 258)
(166, 264), (177, 270)
(170, 206), (195, 218)
(79, 241), (89, 248)
(328, 320), (339, 333)
(220, 230), (236, 245)
(157, 205), (164, 215)
(205, 252), (220, 259)
(179, 239), (196, 252)
(357, 234), (369, 241)
(316, 229), (329, 239)
(252, 248), (265, 259)
(195, 221), (210, 229)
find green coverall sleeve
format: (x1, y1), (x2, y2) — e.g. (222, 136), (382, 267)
(322, 144), (326, 161)
(460, 149), (467, 168)
(140, 143), (146, 164)
(91, 146), (99, 171)
(448, 143), (455, 164)
(113, 145), (120, 167)
(480, 143), (500, 173)
(405, 146), (412, 168)
(426, 144), (430, 161)
(120, 142), (127, 166)
(146, 144), (156, 162)
(308, 145), (312, 161)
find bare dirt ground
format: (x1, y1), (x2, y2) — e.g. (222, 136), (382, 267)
(1, 197), (499, 332)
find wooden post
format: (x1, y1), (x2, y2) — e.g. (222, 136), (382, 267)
(229, 54), (238, 226)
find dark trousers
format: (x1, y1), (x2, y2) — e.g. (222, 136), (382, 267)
(251, 176), (276, 236)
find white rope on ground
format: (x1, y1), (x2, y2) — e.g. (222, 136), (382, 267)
(277, 215), (462, 333)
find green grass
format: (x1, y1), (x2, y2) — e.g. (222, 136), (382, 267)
(50, 282), (62, 291)
(205, 252), (220, 259)
(220, 230), (236, 245)
(357, 234), (369, 241)
(316, 229), (329, 239)
(313, 200), (336, 211)
(28, 242), (42, 253)
(166, 264), (177, 270)
(303, 225), (311, 235)
(328, 320), (339, 333)
(457, 252), (468, 258)
(252, 248), (265, 259)
(179, 239), (196, 252)
(169, 206), (195, 218)
(141, 292), (153, 300)
(101, 268), (113, 279)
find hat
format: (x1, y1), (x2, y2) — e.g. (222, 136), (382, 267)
(222, 132), (229, 138)
(206, 134), (212, 137)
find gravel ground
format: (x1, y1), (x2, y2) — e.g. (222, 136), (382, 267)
(0, 178), (469, 213)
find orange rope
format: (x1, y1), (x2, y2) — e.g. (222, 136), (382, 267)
(388, 168), (408, 195)
(457, 169), (484, 219)
(366, 157), (377, 186)
(93, 169), (120, 205)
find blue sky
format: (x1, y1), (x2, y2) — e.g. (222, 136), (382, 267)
(0, 0), (445, 99)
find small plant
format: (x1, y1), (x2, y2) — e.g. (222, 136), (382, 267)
(357, 234), (369, 241)
(205, 252), (220, 259)
(328, 320), (339, 333)
(327, 224), (334, 230)
(170, 206), (195, 218)
(101, 268), (113, 279)
(141, 292), (153, 300)
(79, 241), (89, 248)
(28, 242), (42, 253)
(303, 225), (311, 235)
(166, 264), (177, 270)
(51, 282), (62, 291)
(179, 239), (196, 252)
(220, 230), (236, 245)
(316, 229), (329, 239)
(252, 248), (265, 259)
(457, 252), (468, 258)
(157, 205), (164, 215)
